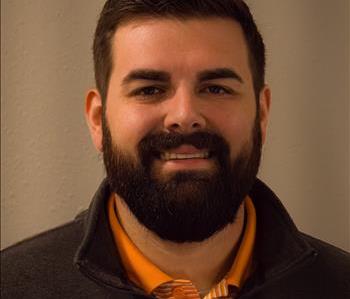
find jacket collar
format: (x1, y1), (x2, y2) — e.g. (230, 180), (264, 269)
(240, 180), (317, 296)
(74, 178), (317, 295)
(74, 179), (146, 296)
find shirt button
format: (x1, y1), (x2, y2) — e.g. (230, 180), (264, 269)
(172, 286), (187, 299)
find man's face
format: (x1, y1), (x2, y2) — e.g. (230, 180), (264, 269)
(87, 17), (270, 242)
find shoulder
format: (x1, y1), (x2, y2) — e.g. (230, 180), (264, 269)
(1, 215), (85, 263)
(301, 232), (350, 269)
(297, 233), (350, 294)
(0, 215), (98, 298)
(249, 233), (350, 298)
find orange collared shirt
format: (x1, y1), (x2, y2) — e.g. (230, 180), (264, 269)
(108, 196), (256, 299)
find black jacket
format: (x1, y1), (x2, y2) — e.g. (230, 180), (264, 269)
(2, 179), (350, 298)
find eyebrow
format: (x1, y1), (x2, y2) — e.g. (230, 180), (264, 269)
(198, 68), (244, 83)
(121, 67), (244, 86)
(122, 69), (171, 85)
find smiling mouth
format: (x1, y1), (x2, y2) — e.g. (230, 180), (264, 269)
(160, 151), (210, 161)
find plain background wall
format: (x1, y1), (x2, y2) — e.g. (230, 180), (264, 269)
(1, 0), (349, 251)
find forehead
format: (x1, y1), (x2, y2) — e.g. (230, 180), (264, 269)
(111, 17), (252, 84)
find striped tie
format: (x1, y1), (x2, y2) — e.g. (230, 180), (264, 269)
(152, 278), (238, 299)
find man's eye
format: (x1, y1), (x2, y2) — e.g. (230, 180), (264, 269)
(134, 86), (163, 97)
(202, 85), (231, 95)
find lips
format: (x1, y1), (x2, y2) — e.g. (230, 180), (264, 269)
(160, 144), (210, 161)
(161, 151), (210, 161)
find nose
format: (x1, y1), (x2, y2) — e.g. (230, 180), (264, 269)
(163, 90), (206, 133)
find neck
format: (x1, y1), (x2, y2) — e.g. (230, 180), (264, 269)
(114, 195), (245, 291)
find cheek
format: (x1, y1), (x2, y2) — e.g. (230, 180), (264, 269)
(208, 106), (254, 155)
(106, 104), (160, 152)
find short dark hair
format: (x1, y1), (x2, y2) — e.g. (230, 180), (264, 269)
(93, 0), (265, 103)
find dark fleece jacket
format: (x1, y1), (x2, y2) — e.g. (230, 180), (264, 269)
(1, 179), (350, 298)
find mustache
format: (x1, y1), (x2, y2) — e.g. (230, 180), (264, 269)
(138, 131), (230, 158)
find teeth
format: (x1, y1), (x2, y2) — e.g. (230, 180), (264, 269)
(161, 152), (209, 161)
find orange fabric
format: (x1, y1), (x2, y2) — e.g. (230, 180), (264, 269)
(108, 197), (172, 293)
(226, 196), (256, 287)
(108, 195), (256, 298)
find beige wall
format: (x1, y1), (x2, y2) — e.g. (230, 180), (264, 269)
(1, 0), (349, 251)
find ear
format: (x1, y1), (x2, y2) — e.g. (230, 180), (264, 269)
(85, 89), (103, 152)
(258, 85), (271, 145)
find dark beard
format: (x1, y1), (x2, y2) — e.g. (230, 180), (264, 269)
(102, 117), (262, 243)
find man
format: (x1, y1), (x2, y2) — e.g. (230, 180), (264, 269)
(2, 0), (349, 298)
